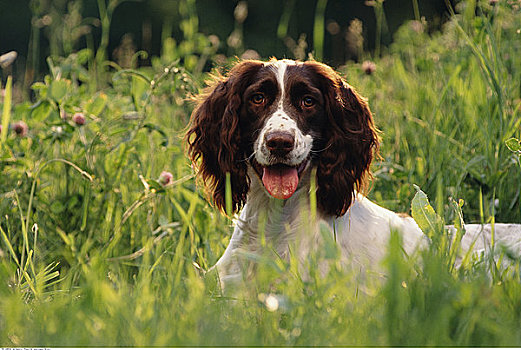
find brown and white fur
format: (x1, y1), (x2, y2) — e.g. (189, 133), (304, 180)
(186, 58), (521, 289)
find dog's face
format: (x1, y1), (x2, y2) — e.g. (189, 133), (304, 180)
(187, 59), (379, 216)
(240, 60), (328, 199)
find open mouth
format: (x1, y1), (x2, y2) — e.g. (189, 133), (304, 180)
(252, 159), (309, 200)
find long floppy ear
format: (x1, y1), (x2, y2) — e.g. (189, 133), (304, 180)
(186, 60), (264, 214)
(305, 61), (379, 216)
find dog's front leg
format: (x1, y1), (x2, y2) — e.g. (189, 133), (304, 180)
(206, 211), (252, 292)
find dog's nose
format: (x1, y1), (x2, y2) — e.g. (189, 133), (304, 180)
(265, 131), (295, 156)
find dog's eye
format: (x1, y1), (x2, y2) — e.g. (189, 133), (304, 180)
(302, 96), (315, 108)
(251, 93), (265, 105)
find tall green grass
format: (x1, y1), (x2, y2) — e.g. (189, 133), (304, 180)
(348, 1), (521, 224)
(0, 0), (520, 346)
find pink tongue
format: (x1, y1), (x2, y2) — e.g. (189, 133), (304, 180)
(262, 165), (299, 199)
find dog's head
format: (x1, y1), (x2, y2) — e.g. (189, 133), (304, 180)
(186, 59), (379, 216)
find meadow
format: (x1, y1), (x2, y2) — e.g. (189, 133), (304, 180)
(1, 0), (521, 346)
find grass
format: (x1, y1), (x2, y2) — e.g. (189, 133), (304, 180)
(1, 0), (521, 346)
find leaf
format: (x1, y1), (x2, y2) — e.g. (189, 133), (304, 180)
(147, 179), (165, 191)
(506, 138), (521, 153)
(85, 93), (108, 117)
(49, 79), (71, 102)
(411, 184), (444, 239)
(131, 75), (149, 110)
(31, 82), (47, 92)
(31, 100), (53, 122)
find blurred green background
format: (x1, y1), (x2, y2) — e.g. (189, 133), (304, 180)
(1, 0), (454, 81)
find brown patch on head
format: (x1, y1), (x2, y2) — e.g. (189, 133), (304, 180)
(300, 60), (380, 216)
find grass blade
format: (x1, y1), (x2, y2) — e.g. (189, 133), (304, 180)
(0, 224), (20, 266)
(1, 75), (12, 145)
(312, 0), (328, 61)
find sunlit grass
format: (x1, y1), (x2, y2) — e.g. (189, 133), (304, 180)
(0, 0), (520, 346)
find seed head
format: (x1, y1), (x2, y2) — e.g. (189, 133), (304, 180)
(234, 1), (248, 24)
(0, 51), (17, 69)
(240, 49), (260, 60)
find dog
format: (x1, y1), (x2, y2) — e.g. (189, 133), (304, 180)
(186, 58), (521, 288)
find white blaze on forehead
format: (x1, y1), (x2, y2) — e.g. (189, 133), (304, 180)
(266, 59), (298, 109)
(254, 59), (312, 167)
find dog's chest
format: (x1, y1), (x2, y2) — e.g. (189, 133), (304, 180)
(234, 180), (324, 260)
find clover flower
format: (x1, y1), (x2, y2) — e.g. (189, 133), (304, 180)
(159, 171), (173, 186)
(362, 60), (377, 75)
(13, 121), (28, 137)
(72, 112), (86, 126)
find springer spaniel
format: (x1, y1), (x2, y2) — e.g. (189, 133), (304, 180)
(187, 58), (521, 288)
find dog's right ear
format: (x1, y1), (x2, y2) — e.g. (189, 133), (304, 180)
(186, 60), (264, 214)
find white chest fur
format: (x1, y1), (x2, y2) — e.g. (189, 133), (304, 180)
(212, 173), (427, 288)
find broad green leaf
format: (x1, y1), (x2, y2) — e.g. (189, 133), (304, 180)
(506, 138), (521, 153)
(31, 100), (53, 122)
(411, 185), (444, 239)
(49, 79), (71, 102)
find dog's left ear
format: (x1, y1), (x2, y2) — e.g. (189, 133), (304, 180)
(306, 61), (379, 216)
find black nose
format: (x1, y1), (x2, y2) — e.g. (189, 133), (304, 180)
(265, 131), (295, 157)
